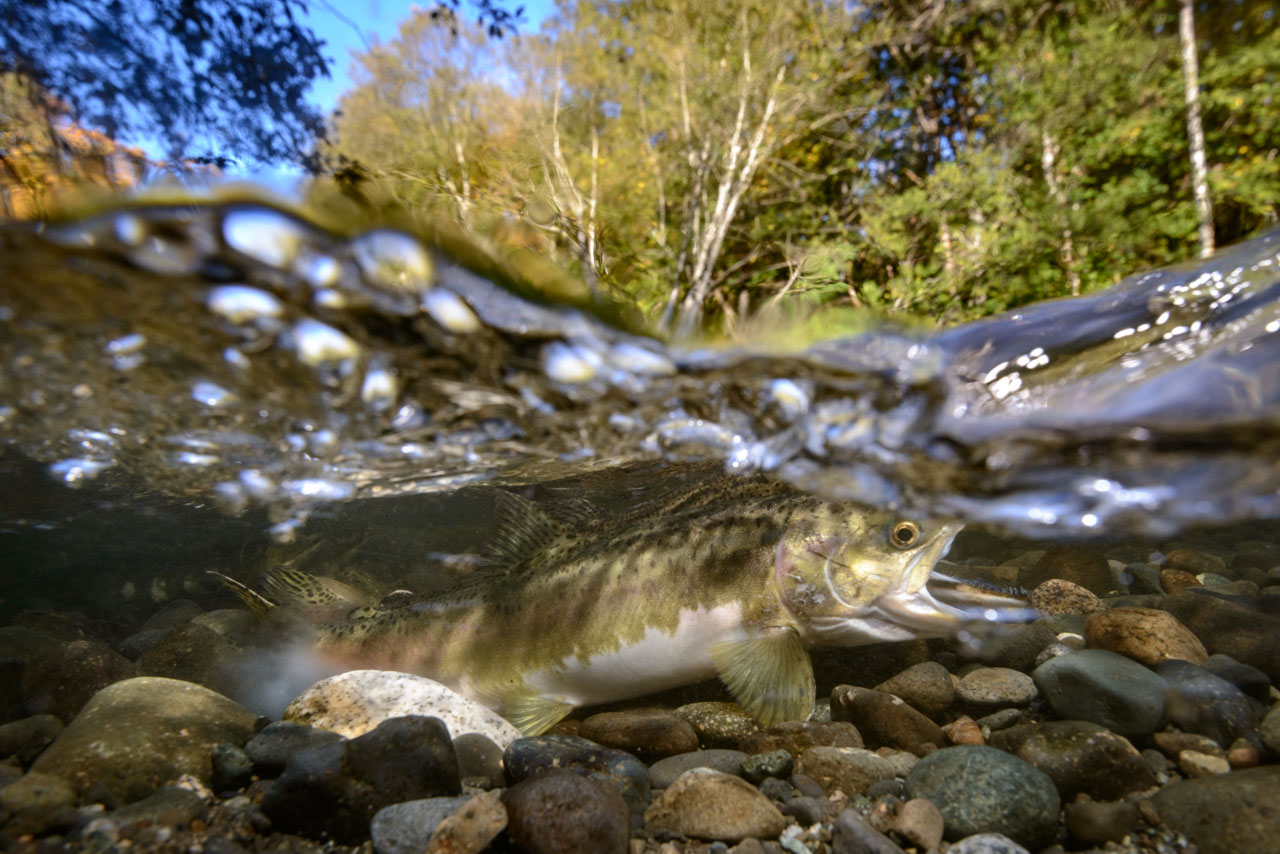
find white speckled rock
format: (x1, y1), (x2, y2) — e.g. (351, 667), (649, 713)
(283, 670), (520, 748)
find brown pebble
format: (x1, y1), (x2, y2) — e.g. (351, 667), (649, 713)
(1178, 749), (1230, 777)
(579, 711), (698, 761)
(1228, 739), (1260, 769)
(1030, 579), (1100, 616)
(1153, 731), (1225, 759)
(1084, 607), (1208, 666)
(1161, 568), (1202, 594)
(1164, 548), (1228, 577)
(887, 797), (944, 851)
(941, 716), (984, 746)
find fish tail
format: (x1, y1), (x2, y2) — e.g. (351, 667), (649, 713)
(206, 571), (275, 617)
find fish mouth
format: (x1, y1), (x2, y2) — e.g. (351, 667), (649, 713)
(807, 525), (1038, 643)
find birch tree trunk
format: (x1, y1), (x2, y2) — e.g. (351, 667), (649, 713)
(1179, 0), (1214, 258)
(1040, 129), (1081, 296)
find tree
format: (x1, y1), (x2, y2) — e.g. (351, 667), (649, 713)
(1179, 0), (1214, 257)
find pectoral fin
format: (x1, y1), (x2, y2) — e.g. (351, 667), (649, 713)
(505, 693), (575, 736)
(711, 628), (815, 727)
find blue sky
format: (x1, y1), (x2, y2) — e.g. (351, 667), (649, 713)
(300, 0), (556, 114)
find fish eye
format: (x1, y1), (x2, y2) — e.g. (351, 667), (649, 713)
(890, 521), (921, 549)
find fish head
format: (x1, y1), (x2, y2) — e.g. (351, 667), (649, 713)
(773, 505), (1029, 644)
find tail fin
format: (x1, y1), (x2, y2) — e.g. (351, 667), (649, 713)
(207, 571), (276, 618)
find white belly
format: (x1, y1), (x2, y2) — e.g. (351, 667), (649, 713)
(523, 602), (749, 707)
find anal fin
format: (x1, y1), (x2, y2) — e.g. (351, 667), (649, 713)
(505, 693), (575, 736)
(711, 628), (815, 727)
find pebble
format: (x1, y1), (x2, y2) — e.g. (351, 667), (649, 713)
(649, 749), (747, 788)
(0, 714), (63, 765)
(107, 785), (206, 836)
(945, 833), (1030, 854)
(1063, 797), (1141, 846)
(140, 599), (206, 632)
(1178, 749), (1230, 777)
(741, 720), (863, 754)
(1149, 765), (1280, 854)
(261, 715), (460, 843)
(674, 702), (763, 748)
(579, 710), (699, 761)
(873, 661), (955, 718)
(1083, 607), (1208, 666)
(1031, 649), (1167, 737)
(989, 720), (1157, 800)
(137, 623), (240, 696)
(830, 807), (906, 854)
(243, 720), (345, 776)
(20, 637), (141, 723)
(1018, 545), (1115, 596)
(942, 715), (984, 745)
(1163, 548), (1228, 577)
(955, 667), (1037, 711)
(830, 686), (944, 755)
(209, 743), (253, 792)
(884, 797), (944, 851)
(1228, 737), (1261, 768)
(189, 609), (261, 644)
(1158, 659), (1261, 747)
(503, 767), (630, 853)
(1259, 702), (1280, 754)
(424, 788), (507, 854)
(453, 732), (506, 789)
(0, 771), (78, 814)
(969, 623), (1057, 673)
(30, 676), (256, 802)
(283, 670), (519, 747)
(371, 796), (472, 854)
(1152, 731), (1225, 759)
(645, 768), (786, 842)
(739, 749), (793, 784)
(1202, 653), (1273, 701)
(504, 734), (650, 814)
(793, 746), (895, 797)
(1160, 568), (1202, 593)
(1162, 590), (1280, 682)
(1029, 579), (1099, 615)
(904, 745), (1060, 849)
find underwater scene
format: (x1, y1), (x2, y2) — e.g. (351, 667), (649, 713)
(2, 195), (1280, 854)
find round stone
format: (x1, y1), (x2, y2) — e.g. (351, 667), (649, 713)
(1031, 649), (1167, 737)
(1083, 607), (1208, 666)
(503, 768), (629, 854)
(904, 745), (1060, 849)
(644, 769), (786, 842)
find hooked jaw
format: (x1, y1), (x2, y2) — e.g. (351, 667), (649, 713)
(801, 522), (1038, 644)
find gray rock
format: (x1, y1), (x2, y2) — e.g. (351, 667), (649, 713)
(1031, 649), (1167, 737)
(454, 732), (506, 789)
(650, 749), (747, 789)
(989, 720), (1157, 800)
(1158, 659), (1262, 748)
(740, 749), (793, 784)
(20, 637), (140, 723)
(874, 662), (955, 719)
(903, 745), (1059, 849)
(1149, 765), (1280, 854)
(830, 807), (906, 854)
(1160, 590), (1280, 683)
(140, 599), (204, 632)
(945, 833), (1030, 854)
(504, 768), (629, 854)
(118, 628), (171, 661)
(963, 622), (1057, 674)
(371, 796), (472, 854)
(243, 720), (345, 776)
(955, 667), (1037, 710)
(0, 714), (63, 765)
(210, 743), (253, 792)
(1202, 654), (1272, 702)
(1260, 703), (1280, 756)
(1019, 545), (1115, 596)
(261, 715), (461, 843)
(0, 771), (79, 836)
(779, 794), (827, 826)
(644, 768), (786, 842)
(189, 609), (260, 644)
(30, 677), (256, 802)
(741, 720), (864, 754)
(505, 734), (650, 814)
(108, 785), (206, 836)
(758, 776), (795, 802)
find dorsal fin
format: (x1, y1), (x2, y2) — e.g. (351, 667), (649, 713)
(207, 571), (275, 618)
(488, 491), (566, 570)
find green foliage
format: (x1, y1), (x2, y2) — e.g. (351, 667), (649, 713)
(328, 0), (1280, 333)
